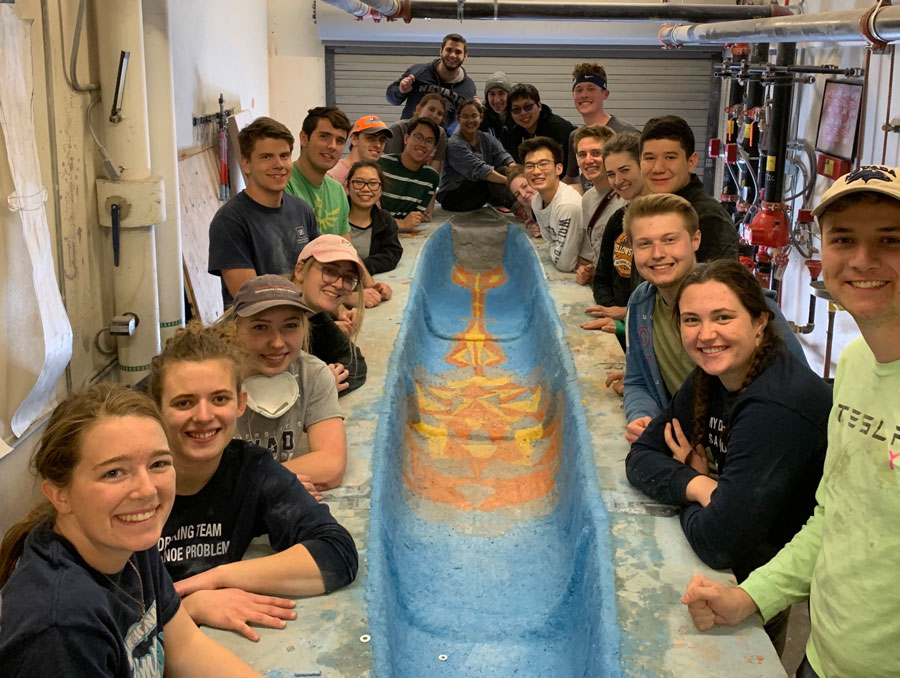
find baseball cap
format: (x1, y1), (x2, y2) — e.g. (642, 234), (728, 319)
(297, 234), (365, 274)
(812, 165), (900, 218)
(232, 275), (312, 317)
(350, 115), (393, 137)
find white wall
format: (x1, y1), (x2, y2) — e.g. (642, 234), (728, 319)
(0, 0), (270, 536)
(775, 0), (897, 376)
(169, 1), (270, 150)
(268, 0), (327, 154)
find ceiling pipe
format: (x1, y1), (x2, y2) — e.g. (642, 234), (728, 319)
(323, 0), (378, 17)
(659, 5), (900, 46)
(321, 0), (793, 23)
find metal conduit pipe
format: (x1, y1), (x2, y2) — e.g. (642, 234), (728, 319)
(660, 5), (900, 46)
(332, 0), (792, 23)
(321, 0), (376, 17)
(764, 43), (796, 206)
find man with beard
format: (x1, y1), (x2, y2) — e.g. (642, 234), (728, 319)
(386, 33), (476, 133)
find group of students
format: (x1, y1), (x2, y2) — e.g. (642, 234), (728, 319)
(1, 28), (897, 678)
(0, 292), (362, 672)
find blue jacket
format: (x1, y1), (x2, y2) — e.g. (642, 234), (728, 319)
(385, 59), (476, 133)
(623, 280), (810, 423)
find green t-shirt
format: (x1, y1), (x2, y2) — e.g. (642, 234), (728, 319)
(741, 337), (900, 677)
(652, 292), (695, 398)
(284, 164), (350, 236)
(377, 153), (439, 218)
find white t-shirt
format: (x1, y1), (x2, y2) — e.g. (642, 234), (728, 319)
(532, 181), (593, 272)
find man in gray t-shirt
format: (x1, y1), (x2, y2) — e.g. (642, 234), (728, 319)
(208, 116), (319, 305)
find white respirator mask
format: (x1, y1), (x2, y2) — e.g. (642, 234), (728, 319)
(242, 372), (299, 419)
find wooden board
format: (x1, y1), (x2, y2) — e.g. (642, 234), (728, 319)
(227, 109), (254, 197)
(178, 148), (224, 325)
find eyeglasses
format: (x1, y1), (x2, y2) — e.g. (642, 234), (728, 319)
(524, 159), (554, 172)
(318, 262), (360, 291)
(410, 132), (437, 148)
(349, 179), (382, 190)
(458, 114), (480, 122)
(511, 103), (536, 116)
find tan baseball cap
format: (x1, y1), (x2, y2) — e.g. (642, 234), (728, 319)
(812, 165), (900, 218)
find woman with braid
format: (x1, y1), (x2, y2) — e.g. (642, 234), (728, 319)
(625, 260), (830, 654)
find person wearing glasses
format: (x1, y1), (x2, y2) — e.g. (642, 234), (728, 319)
(520, 136), (592, 273)
(345, 161), (402, 308)
(437, 98), (515, 212)
(508, 84), (575, 177)
(326, 115), (393, 187)
(378, 118), (441, 232)
(383, 93), (449, 173)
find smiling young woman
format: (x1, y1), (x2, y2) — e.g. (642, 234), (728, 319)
(625, 260), (832, 654)
(345, 161), (403, 290)
(437, 98), (516, 212)
(228, 275), (348, 490)
(0, 384), (258, 677)
(293, 235), (369, 395)
(149, 323), (357, 642)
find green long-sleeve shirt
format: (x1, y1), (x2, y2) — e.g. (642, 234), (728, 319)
(740, 337), (900, 677)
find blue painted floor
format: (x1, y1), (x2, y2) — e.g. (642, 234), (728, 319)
(366, 223), (622, 677)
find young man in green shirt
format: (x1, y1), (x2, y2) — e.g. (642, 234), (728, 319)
(682, 166), (900, 678)
(285, 106), (352, 238)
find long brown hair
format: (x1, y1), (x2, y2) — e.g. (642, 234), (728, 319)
(674, 260), (782, 449)
(0, 385), (163, 588)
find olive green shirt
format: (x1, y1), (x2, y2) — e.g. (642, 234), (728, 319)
(652, 292), (696, 398)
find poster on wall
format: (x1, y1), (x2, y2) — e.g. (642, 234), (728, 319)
(815, 79), (863, 161)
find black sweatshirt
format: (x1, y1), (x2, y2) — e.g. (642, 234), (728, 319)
(161, 440), (358, 592)
(308, 311), (367, 396)
(592, 206), (635, 307)
(625, 344), (831, 580)
(356, 204), (403, 275)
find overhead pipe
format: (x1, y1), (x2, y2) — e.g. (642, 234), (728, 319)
(323, 0), (793, 23)
(659, 5), (900, 46)
(324, 0), (377, 17)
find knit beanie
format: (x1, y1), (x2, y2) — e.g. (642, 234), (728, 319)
(483, 71), (513, 99)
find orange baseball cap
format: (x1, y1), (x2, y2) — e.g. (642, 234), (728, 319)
(351, 115), (393, 137)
